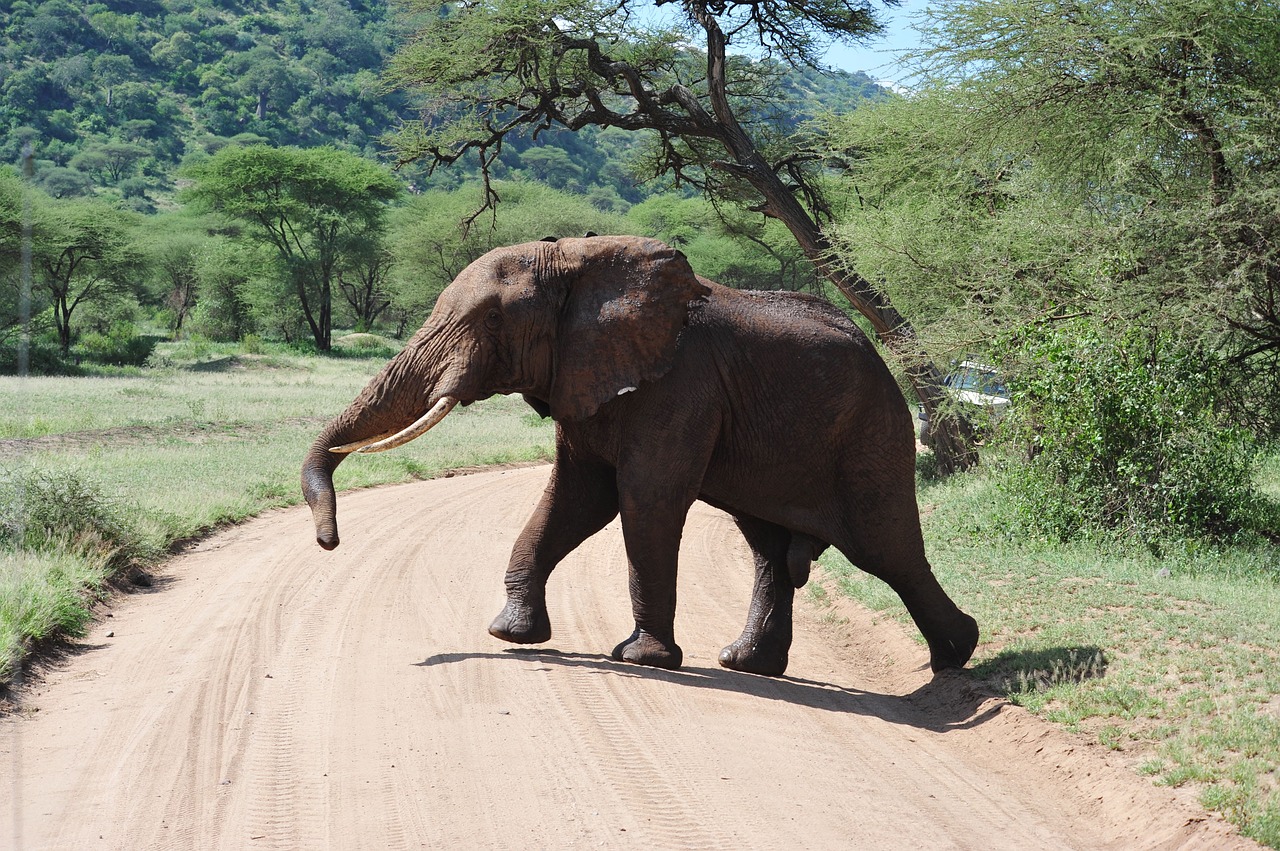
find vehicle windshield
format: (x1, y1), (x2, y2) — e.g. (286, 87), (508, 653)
(945, 369), (1008, 397)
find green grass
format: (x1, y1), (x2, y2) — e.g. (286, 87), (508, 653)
(0, 547), (113, 678)
(0, 341), (555, 682)
(821, 459), (1280, 846)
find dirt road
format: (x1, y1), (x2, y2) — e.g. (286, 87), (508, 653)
(2, 466), (1255, 849)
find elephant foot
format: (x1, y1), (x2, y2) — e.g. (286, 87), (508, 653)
(611, 629), (683, 670)
(488, 598), (552, 645)
(718, 637), (789, 677)
(927, 611), (980, 673)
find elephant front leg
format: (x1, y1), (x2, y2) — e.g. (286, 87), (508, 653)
(489, 457), (618, 645)
(718, 517), (794, 677)
(610, 490), (694, 671)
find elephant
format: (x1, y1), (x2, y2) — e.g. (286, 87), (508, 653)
(301, 235), (978, 677)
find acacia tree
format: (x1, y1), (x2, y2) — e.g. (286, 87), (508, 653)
(336, 241), (396, 332)
(818, 0), (1280, 547)
(142, 216), (215, 338)
(69, 141), (150, 185)
(32, 197), (142, 355)
(385, 0), (979, 472)
(896, 0), (1280, 436)
(183, 145), (401, 351)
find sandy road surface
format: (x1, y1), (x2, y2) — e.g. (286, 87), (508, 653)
(2, 466), (1256, 850)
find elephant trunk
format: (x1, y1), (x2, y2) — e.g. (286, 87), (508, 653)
(302, 424), (350, 550)
(301, 338), (458, 551)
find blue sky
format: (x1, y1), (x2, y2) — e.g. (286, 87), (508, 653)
(822, 0), (926, 86)
(636, 0), (930, 89)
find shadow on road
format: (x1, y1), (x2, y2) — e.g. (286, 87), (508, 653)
(414, 646), (1029, 733)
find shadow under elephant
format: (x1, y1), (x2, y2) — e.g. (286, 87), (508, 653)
(414, 647), (1015, 733)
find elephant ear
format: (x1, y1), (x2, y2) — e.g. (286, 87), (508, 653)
(550, 237), (710, 421)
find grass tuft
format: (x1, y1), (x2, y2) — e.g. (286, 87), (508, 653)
(0, 547), (112, 680)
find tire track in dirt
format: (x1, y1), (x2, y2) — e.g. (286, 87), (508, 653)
(2, 465), (1259, 850)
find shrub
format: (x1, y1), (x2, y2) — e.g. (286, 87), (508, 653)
(118, 177), (149, 199)
(997, 319), (1269, 548)
(76, 323), (163, 367)
(0, 469), (144, 566)
(0, 335), (77, 376)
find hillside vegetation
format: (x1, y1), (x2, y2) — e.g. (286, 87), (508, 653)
(0, 0), (886, 208)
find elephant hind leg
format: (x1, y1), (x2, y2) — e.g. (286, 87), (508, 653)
(834, 495), (978, 672)
(718, 516), (795, 677)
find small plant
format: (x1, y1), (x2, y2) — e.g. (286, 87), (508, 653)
(914, 448), (942, 485)
(994, 646), (1109, 702)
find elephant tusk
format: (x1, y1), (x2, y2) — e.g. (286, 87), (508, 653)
(326, 429), (398, 454)
(329, 396), (459, 454)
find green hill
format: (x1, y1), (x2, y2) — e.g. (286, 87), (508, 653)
(0, 0), (888, 208)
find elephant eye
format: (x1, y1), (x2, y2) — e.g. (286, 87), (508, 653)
(484, 308), (503, 331)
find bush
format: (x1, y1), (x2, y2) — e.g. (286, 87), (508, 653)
(76, 324), (163, 367)
(997, 320), (1270, 548)
(0, 335), (78, 376)
(0, 470), (142, 680)
(0, 469), (144, 566)
(118, 177), (149, 199)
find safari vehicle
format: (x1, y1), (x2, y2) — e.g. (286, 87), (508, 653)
(917, 360), (1011, 447)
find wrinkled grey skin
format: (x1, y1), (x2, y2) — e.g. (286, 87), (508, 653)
(302, 235), (978, 676)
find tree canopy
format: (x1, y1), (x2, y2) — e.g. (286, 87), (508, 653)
(822, 0), (1280, 541)
(385, 0), (983, 472)
(828, 0), (1280, 431)
(182, 145), (402, 351)
(30, 196), (142, 355)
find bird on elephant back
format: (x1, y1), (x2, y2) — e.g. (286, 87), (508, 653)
(302, 234), (979, 677)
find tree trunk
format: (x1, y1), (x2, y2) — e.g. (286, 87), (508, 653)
(54, 297), (72, 356)
(694, 15), (978, 474)
(295, 268), (331, 352)
(319, 264), (332, 351)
